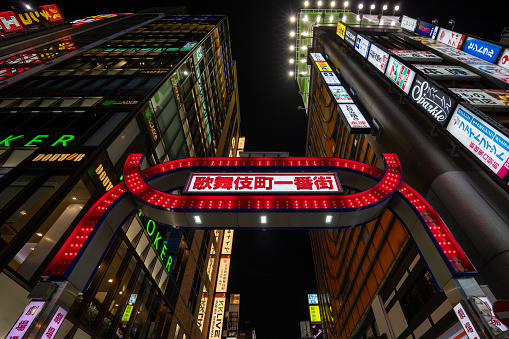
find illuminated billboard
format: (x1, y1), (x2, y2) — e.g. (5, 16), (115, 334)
(462, 37), (502, 63)
(309, 305), (321, 322)
(416, 21), (439, 39)
(400, 16), (418, 32)
(355, 35), (371, 59)
(498, 48), (509, 70)
(389, 50), (442, 62)
(329, 86), (354, 103)
(450, 88), (509, 111)
(384, 56), (416, 94)
(368, 44), (389, 73)
(413, 64), (480, 81)
(436, 28), (465, 49)
(336, 22), (346, 39)
(338, 104), (371, 134)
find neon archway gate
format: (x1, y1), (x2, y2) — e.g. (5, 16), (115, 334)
(43, 153), (476, 291)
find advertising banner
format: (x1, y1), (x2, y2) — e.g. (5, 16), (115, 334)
(336, 22), (346, 39)
(216, 256), (230, 293)
(310, 53), (326, 62)
(345, 27), (357, 47)
(450, 88), (509, 111)
(498, 48), (509, 70)
(400, 16), (418, 32)
(446, 104), (509, 179)
(436, 28), (465, 49)
(338, 104), (372, 133)
(462, 37), (502, 64)
(385, 56), (416, 94)
(409, 74), (457, 125)
(209, 294), (227, 339)
(315, 61), (332, 72)
(329, 86), (354, 103)
(469, 64), (509, 84)
(221, 229), (234, 254)
(368, 44), (389, 73)
(321, 71), (341, 86)
(413, 64), (480, 81)
(431, 45), (487, 64)
(454, 303), (480, 339)
(389, 50), (442, 62)
(197, 295), (208, 332)
(6, 301), (45, 339)
(41, 307), (68, 339)
(416, 21), (439, 39)
(355, 35), (371, 59)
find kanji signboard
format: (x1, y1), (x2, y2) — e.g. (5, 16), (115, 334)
(6, 301), (45, 339)
(41, 307), (67, 339)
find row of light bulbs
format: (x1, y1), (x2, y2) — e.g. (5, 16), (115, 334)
(301, 0), (400, 8)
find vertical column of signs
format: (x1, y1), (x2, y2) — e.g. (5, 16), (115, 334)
(198, 230), (220, 333)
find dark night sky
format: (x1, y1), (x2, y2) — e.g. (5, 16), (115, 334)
(6, 0), (507, 337)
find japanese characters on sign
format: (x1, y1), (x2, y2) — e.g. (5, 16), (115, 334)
(208, 294), (226, 339)
(436, 28), (465, 49)
(6, 301), (45, 339)
(315, 61), (333, 72)
(310, 53), (326, 62)
(462, 38), (502, 64)
(416, 21), (439, 39)
(338, 104), (372, 133)
(0, 5), (63, 34)
(186, 173), (342, 193)
(309, 305), (321, 323)
(454, 303), (481, 339)
(122, 305), (133, 322)
(336, 22), (346, 39)
(216, 256), (231, 293)
(385, 56), (416, 94)
(355, 35), (371, 59)
(498, 48), (509, 70)
(477, 297), (509, 333)
(221, 230), (234, 254)
(409, 74), (457, 126)
(389, 50), (442, 62)
(413, 64), (481, 81)
(469, 64), (509, 85)
(450, 88), (509, 112)
(321, 72), (341, 86)
(345, 27), (357, 47)
(329, 86), (354, 104)
(41, 307), (67, 339)
(367, 44), (389, 73)
(446, 104), (509, 180)
(400, 16), (418, 32)
(308, 294), (319, 305)
(197, 295), (208, 332)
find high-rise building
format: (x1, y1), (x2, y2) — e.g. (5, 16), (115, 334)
(0, 6), (241, 339)
(294, 9), (509, 339)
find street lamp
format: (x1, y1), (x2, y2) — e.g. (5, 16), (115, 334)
(331, 1), (336, 6)
(305, 1), (309, 7)
(318, 0), (322, 6)
(370, 4), (375, 14)
(393, 5), (399, 15)
(358, 3), (363, 14)
(343, 1), (349, 13)
(382, 4), (387, 16)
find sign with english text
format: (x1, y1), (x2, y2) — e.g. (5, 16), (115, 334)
(498, 48), (509, 70)
(197, 295), (208, 332)
(355, 35), (371, 59)
(413, 64), (480, 81)
(185, 173), (342, 193)
(462, 38), (502, 64)
(338, 104), (371, 133)
(437, 28), (465, 49)
(368, 44), (389, 73)
(400, 16), (418, 32)
(6, 301), (45, 339)
(450, 88), (509, 112)
(385, 56), (416, 94)
(345, 28), (357, 47)
(416, 21), (439, 39)
(409, 74), (456, 126)
(389, 50), (442, 62)
(209, 294), (226, 339)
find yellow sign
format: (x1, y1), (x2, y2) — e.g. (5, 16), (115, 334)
(315, 61), (332, 72)
(121, 305), (133, 322)
(337, 22), (346, 39)
(309, 305), (321, 322)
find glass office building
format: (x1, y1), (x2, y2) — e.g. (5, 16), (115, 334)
(0, 6), (241, 339)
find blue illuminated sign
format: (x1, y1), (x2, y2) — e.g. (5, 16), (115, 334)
(308, 294), (318, 305)
(462, 38), (502, 64)
(416, 22), (438, 40)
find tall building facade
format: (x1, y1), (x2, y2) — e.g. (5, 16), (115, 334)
(294, 9), (509, 339)
(0, 6), (241, 339)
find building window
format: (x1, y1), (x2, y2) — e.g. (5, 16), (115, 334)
(400, 270), (438, 321)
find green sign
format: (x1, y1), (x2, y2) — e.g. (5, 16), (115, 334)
(138, 212), (173, 273)
(0, 134), (75, 147)
(121, 305), (133, 322)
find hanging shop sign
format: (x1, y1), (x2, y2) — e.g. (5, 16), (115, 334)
(430, 45), (486, 65)
(385, 56), (416, 94)
(388, 50), (442, 62)
(308, 294), (318, 305)
(312, 324), (324, 339)
(446, 104), (509, 180)
(321, 71), (341, 85)
(355, 35), (371, 59)
(310, 53), (326, 62)
(338, 104), (372, 133)
(400, 16), (418, 32)
(329, 86), (354, 103)
(367, 44), (389, 73)
(436, 28), (465, 49)
(409, 74), (457, 126)
(413, 64), (481, 81)
(315, 61), (332, 72)
(0, 5), (63, 34)
(185, 173), (342, 193)
(462, 37), (502, 64)
(300, 321), (312, 338)
(41, 307), (67, 339)
(345, 27), (357, 47)
(498, 48), (509, 70)
(309, 305), (321, 323)
(468, 64), (509, 85)
(450, 89), (509, 112)
(216, 256), (231, 293)
(336, 22), (346, 39)
(209, 293), (227, 339)
(454, 303), (481, 339)
(6, 301), (45, 339)
(416, 21), (439, 39)
(221, 229), (234, 254)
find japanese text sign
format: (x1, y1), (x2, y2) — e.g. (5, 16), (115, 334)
(310, 53), (326, 62)
(454, 303), (481, 339)
(355, 35), (371, 59)
(315, 61), (332, 72)
(308, 294), (318, 304)
(389, 50), (442, 62)
(400, 16), (418, 32)
(338, 104), (372, 133)
(446, 104), (509, 179)
(450, 89), (509, 112)
(368, 44), (389, 73)
(478, 297), (508, 333)
(216, 256), (231, 293)
(336, 22), (346, 39)
(309, 305), (321, 322)
(437, 28), (465, 49)
(186, 173), (342, 193)
(41, 307), (67, 339)
(385, 56), (416, 94)
(321, 72), (341, 86)
(462, 38), (502, 64)
(416, 21), (439, 39)
(221, 230), (234, 254)
(413, 64), (480, 81)
(122, 305), (133, 322)
(345, 28), (357, 47)
(6, 301), (45, 339)
(329, 86), (354, 104)
(498, 48), (509, 70)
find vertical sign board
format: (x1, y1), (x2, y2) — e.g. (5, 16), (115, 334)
(338, 104), (372, 133)
(413, 64), (481, 81)
(336, 22), (346, 39)
(462, 37), (502, 64)
(310, 53), (326, 62)
(416, 21), (439, 39)
(450, 89), (509, 112)
(308, 294), (318, 305)
(208, 293), (226, 339)
(446, 104), (509, 180)
(354, 35), (371, 59)
(409, 73), (457, 126)
(216, 256), (231, 293)
(309, 305), (321, 323)
(41, 307), (67, 339)
(368, 44), (389, 73)
(454, 303), (481, 339)
(400, 16), (418, 32)
(221, 230), (234, 254)
(498, 48), (509, 70)
(345, 27), (357, 47)
(436, 28), (465, 49)
(6, 301), (45, 339)
(385, 56), (416, 94)
(300, 321), (312, 338)
(197, 295), (208, 332)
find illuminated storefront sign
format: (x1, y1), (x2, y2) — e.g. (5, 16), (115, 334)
(137, 212), (174, 273)
(216, 256), (231, 293)
(388, 50), (442, 62)
(336, 22), (346, 39)
(462, 37), (502, 64)
(308, 294), (318, 305)
(354, 35), (371, 59)
(345, 28), (357, 47)
(454, 303), (480, 339)
(92, 164), (115, 192)
(197, 295), (208, 332)
(446, 104), (509, 179)
(416, 21), (439, 39)
(368, 44), (389, 73)
(0, 5), (63, 33)
(321, 72), (341, 86)
(400, 15), (418, 32)
(0, 11), (23, 33)
(6, 301), (45, 339)
(310, 53), (326, 61)
(498, 48), (509, 70)
(0, 134), (75, 147)
(309, 305), (321, 322)
(122, 305), (134, 322)
(209, 293), (226, 339)
(329, 86), (353, 103)
(436, 28), (465, 49)
(413, 64), (480, 81)
(185, 173), (342, 193)
(338, 104), (371, 133)
(26, 149), (89, 168)
(315, 61), (332, 72)
(409, 74), (457, 126)
(41, 307), (67, 339)
(450, 88), (509, 111)
(385, 56), (416, 94)
(221, 229), (234, 254)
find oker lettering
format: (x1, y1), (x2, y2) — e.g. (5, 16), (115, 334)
(0, 134), (75, 147)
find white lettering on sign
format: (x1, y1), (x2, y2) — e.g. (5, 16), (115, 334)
(185, 173), (342, 193)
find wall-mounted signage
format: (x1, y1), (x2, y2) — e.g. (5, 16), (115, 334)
(6, 301), (45, 339)
(385, 56), (416, 94)
(99, 98), (141, 107)
(315, 61), (332, 72)
(498, 48), (509, 70)
(454, 303), (481, 339)
(197, 295), (208, 332)
(450, 88), (509, 112)
(310, 53), (326, 62)
(309, 305), (321, 323)
(185, 173), (342, 193)
(409, 74), (456, 126)
(446, 104), (509, 179)
(389, 50), (442, 62)
(216, 256), (231, 293)
(469, 64), (509, 84)
(0, 134), (75, 147)
(329, 86), (354, 103)
(209, 293), (226, 339)
(413, 64), (481, 81)
(0, 5), (63, 34)
(345, 28), (357, 47)
(462, 37), (502, 64)
(300, 321), (312, 338)
(137, 212), (174, 273)
(221, 229), (234, 254)
(368, 44), (389, 73)
(400, 16), (418, 32)
(122, 305), (134, 322)
(312, 323), (324, 338)
(336, 22), (346, 39)
(308, 294), (318, 305)
(355, 35), (371, 59)
(0, 11), (23, 33)
(25, 149), (90, 168)
(475, 297), (509, 333)
(338, 104), (372, 133)
(321, 72), (341, 85)
(41, 307), (67, 339)
(416, 21), (439, 39)
(436, 28), (465, 49)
